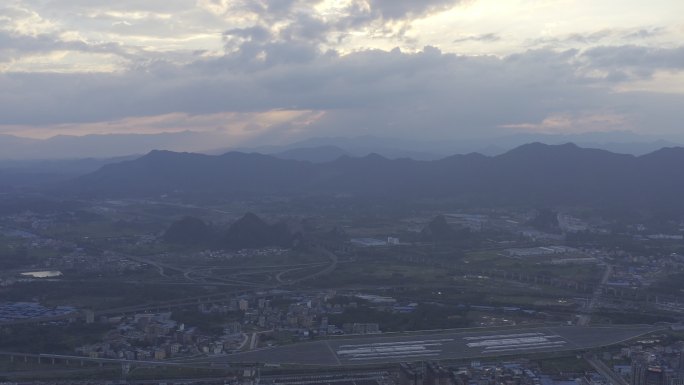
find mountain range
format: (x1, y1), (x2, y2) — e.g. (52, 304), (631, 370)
(67, 142), (684, 209)
(222, 131), (684, 160)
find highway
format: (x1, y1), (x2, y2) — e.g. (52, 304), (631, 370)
(579, 264), (613, 326)
(0, 350), (218, 370)
(585, 353), (629, 385)
(276, 247), (338, 285)
(250, 332), (259, 350)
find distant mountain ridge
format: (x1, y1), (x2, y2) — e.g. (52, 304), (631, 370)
(68, 143), (684, 209)
(1, 131), (679, 160)
(273, 145), (349, 163)
(226, 132), (682, 159)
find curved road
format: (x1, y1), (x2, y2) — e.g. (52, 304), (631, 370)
(275, 247), (338, 285)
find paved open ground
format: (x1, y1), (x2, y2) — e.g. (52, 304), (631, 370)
(210, 325), (659, 366)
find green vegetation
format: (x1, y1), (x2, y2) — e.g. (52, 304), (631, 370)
(462, 250), (601, 283)
(261, 330), (297, 345)
(171, 309), (241, 335)
(648, 272), (684, 295)
(328, 303), (469, 332)
(592, 311), (678, 325)
(1, 280), (215, 309)
(0, 235), (63, 269)
(0, 323), (111, 354)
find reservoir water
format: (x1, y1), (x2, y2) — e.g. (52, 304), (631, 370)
(21, 271), (62, 278)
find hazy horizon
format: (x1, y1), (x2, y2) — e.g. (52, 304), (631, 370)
(0, 129), (683, 161)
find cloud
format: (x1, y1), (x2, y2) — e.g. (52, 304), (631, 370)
(366, 0), (462, 20)
(583, 45), (684, 72)
(219, 0), (467, 57)
(622, 27), (666, 40)
(529, 27), (669, 48)
(0, 110), (323, 144)
(500, 112), (630, 134)
(453, 33), (500, 43)
(0, 2), (215, 68)
(0, 0), (683, 144)
(0, 30), (133, 63)
(1, 43), (683, 142)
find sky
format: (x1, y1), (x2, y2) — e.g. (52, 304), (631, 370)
(1, 0), (683, 146)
